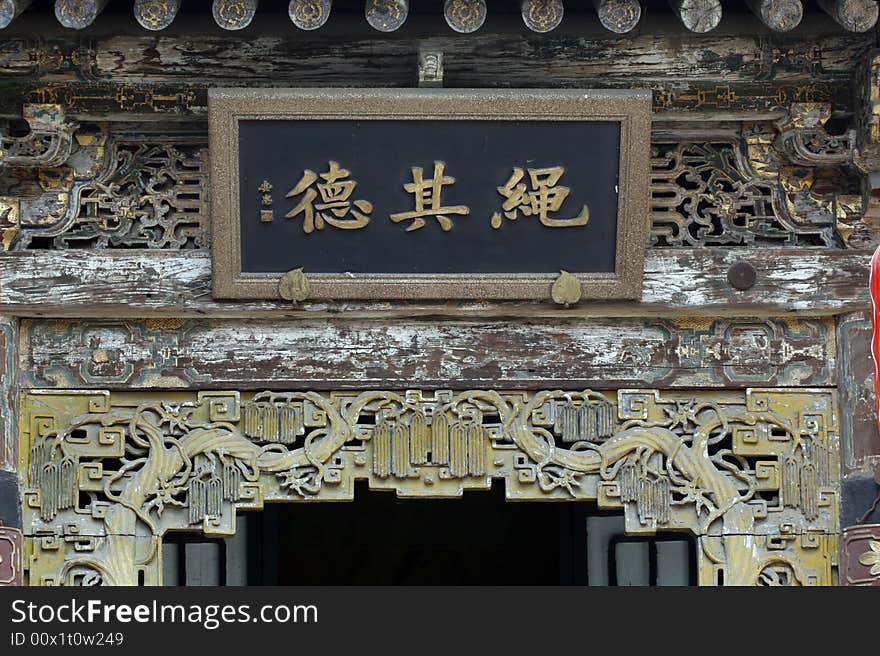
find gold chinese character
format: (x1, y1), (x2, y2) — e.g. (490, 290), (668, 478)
(490, 166), (589, 229)
(390, 161), (469, 232)
(286, 161), (373, 233)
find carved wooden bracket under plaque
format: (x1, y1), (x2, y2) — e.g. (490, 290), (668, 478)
(209, 88), (652, 301)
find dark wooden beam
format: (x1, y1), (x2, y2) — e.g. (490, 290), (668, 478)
(0, 249), (869, 317)
(0, 31), (863, 120)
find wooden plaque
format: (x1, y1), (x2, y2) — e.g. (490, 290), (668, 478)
(210, 88), (652, 301)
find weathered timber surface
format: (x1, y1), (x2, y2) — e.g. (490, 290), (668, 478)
(0, 249), (870, 317)
(0, 31), (869, 118)
(0, 316), (15, 471)
(19, 316), (834, 390)
(837, 311), (880, 473)
(0, 28), (867, 83)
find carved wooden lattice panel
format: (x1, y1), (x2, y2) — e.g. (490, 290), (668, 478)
(2, 132), (207, 250)
(19, 388), (838, 586)
(0, 121), (864, 250)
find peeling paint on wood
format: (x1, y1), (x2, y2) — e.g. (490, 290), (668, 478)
(0, 249), (868, 317)
(0, 29), (870, 119)
(0, 317), (15, 471)
(19, 316), (834, 390)
(837, 311), (880, 473)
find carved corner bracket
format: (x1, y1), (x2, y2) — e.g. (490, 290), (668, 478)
(735, 106), (868, 247)
(0, 105), (76, 170)
(19, 388), (838, 586)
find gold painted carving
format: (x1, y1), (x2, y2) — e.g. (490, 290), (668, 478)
(520, 0), (564, 32)
(278, 268), (311, 301)
(551, 270), (582, 306)
(284, 162), (372, 232)
(0, 104), (74, 170)
(858, 539), (880, 576)
(491, 166), (589, 229)
(288, 0), (331, 30)
(0, 197), (19, 251)
(390, 161), (469, 232)
(19, 388), (838, 586)
(443, 0), (485, 33)
(133, 0), (180, 30)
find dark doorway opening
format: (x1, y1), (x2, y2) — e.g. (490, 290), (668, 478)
(249, 480), (588, 585)
(162, 481), (698, 586)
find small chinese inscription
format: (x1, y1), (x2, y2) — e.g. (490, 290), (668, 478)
(259, 180), (274, 223)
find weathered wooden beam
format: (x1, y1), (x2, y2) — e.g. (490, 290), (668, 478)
(0, 315), (16, 470)
(0, 0), (31, 29)
(521, 0), (564, 33)
(18, 316), (836, 390)
(133, 0), (180, 31)
(0, 249), (869, 318)
(443, 0), (486, 34)
(818, 0), (878, 32)
(837, 312), (880, 473)
(592, 0), (641, 34)
(669, 0), (721, 32)
(746, 0), (802, 31)
(289, 0), (332, 30)
(365, 0), (407, 32)
(0, 79), (849, 122)
(54, 0), (107, 29)
(212, 0), (258, 30)
(0, 34), (863, 122)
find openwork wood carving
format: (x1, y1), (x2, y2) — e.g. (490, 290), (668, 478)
(651, 120), (865, 247)
(3, 133), (207, 250)
(20, 388), (838, 586)
(1, 124), (862, 251)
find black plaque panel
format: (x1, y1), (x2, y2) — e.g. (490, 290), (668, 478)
(238, 120), (621, 275)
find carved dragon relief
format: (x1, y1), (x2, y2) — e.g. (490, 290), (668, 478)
(19, 388), (839, 586)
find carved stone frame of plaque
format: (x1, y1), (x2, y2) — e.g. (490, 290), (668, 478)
(209, 88), (652, 301)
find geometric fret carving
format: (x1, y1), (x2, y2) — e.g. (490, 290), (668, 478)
(20, 388), (839, 586)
